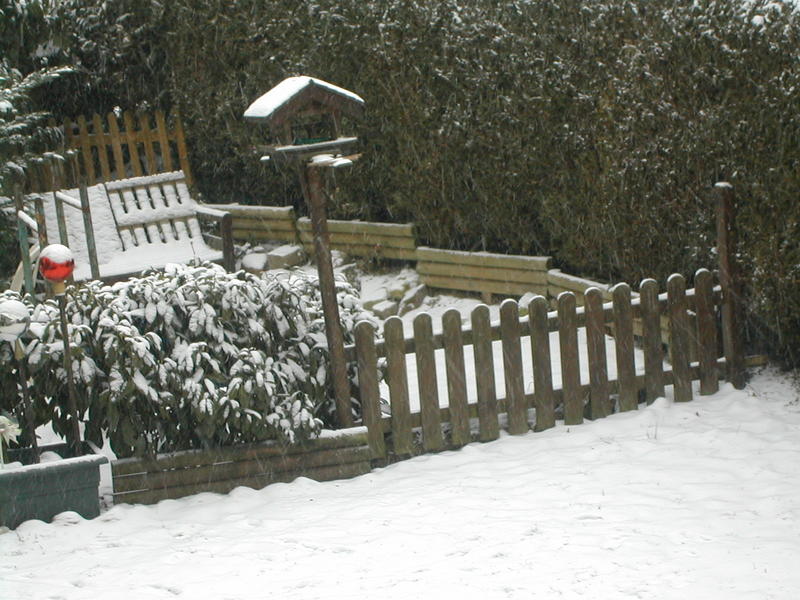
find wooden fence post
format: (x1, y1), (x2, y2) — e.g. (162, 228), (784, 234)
(612, 283), (637, 411)
(557, 292), (583, 425)
(585, 287), (610, 419)
(354, 321), (385, 459)
(715, 182), (746, 389)
(500, 299), (528, 434)
(471, 304), (499, 441)
(694, 268), (720, 395)
(414, 313), (444, 452)
(529, 295), (555, 431)
(639, 279), (665, 403)
(384, 317), (412, 456)
(443, 309), (470, 447)
(13, 186), (35, 295)
(667, 274), (693, 403)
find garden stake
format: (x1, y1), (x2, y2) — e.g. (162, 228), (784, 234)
(14, 340), (39, 463)
(39, 244), (83, 456)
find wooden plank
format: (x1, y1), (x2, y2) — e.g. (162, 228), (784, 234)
(558, 292), (582, 425)
(612, 283), (638, 412)
(414, 313), (444, 451)
(694, 268), (719, 396)
(548, 269), (613, 298)
(106, 112), (127, 179)
(154, 110), (174, 172)
(233, 228), (299, 243)
(417, 261), (549, 285)
(114, 460), (370, 505)
(354, 321), (386, 459)
(420, 273), (547, 297)
(715, 183), (745, 389)
(232, 218), (298, 232)
(216, 204), (295, 218)
(529, 295), (555, 431)
(173, 111), (193, 186)
(322, 243), (417, 261)
(585, 287), (611, 419)
(639, 278), (665, 403)
(33, 196), (48, 248)
(417, 246), (551, 270)
(92, 113), (112, 181)
(297, 218), (415, 238)
(500, 299), (528, 434)
(443, 309), (470, 447)
(76, 115), (97, 184)
(667, 274), (693, 403)
(139, 113), (157, 174)
(471, 304), (499, 441)
(299, 230), (417, 250)
(123, 111), (144, 177)
(112, 429), (369, 476)
(114, 444), (371, 492)
(384, 317), (413, 456)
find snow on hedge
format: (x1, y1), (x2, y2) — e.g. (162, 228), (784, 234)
(0, 263), (374, 458)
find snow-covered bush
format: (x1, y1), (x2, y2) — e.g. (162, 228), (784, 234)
(0, 263), (373, 458)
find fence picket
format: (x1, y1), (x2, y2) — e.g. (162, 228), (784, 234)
(501, 299), (528, 434)
(92, 113), (112, 182)
(414, 313), (444, 452)
(639, 279), (665, 403)
(667, 274), (693, 403)
(443, 309), (470, 447)
(529, 296), (555, 431)
(585, 287), (611, 419)
(155, 110), (174, 172)
(557, 292), (582, 425)
(471, 305), (499, 441)
(694, 268), (719, 396)
(107, 112), (126, 179)
(76, 115), (96, 184)
(123, 111), (144, 177)
(354, 321), (385, 459)
(384, 317), (412, 455)
(139, 113), (157, 174)
(612, 283), (638, 411)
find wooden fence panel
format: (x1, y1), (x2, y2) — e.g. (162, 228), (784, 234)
(612, 283), (638, 412)
(443, 309), (470, 447)
(585, 287), (611, 419)
(639, 278), (665, 403)
(558, 292), (583, 425)
(414, 313), (444, 452)
(667, 274), (693, 403)
(500, 299), (528, 434)
(529, 295), (555, 431)
(354, 321), (386, 459)
(384, 317), (412, 456)
(471, 304), (499, 441)
(694, 268), (719, 396)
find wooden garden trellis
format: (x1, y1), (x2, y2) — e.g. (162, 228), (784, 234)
(25, 110), (192, 194)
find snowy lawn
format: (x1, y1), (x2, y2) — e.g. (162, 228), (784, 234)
(3, 369), (800, 599)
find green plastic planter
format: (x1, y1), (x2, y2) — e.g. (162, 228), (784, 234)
(0, 443), (108, 529)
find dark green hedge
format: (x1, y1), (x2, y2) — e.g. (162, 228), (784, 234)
(37, 0), (800, 366)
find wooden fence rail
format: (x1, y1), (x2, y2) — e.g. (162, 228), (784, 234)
(353, 269), (726, 460)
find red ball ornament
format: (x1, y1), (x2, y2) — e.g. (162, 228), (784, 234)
(39, 244), (75, 283)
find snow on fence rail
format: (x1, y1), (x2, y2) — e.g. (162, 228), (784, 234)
(351, 269), (735, 461)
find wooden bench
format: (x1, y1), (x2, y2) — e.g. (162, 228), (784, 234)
(13, 170), (234, 287)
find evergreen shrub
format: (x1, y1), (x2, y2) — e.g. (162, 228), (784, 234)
(0, 264), (373, 458)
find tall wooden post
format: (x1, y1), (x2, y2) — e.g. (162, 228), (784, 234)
(715, 182), (745, 389)
(302, 165), (353, 427)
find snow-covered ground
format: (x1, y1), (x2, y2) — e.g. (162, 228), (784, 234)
(3, 369), (800, 599)
(3, 265), (800, 599)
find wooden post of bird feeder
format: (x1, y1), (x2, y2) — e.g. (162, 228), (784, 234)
(244, 77), (366, 428)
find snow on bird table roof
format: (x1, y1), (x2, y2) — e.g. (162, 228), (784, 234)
(243, 76), (365, 121)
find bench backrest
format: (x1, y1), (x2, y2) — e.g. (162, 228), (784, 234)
(104, 171), (203, 252)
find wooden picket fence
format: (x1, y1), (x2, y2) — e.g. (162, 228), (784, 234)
(352, 268), (736, 460)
